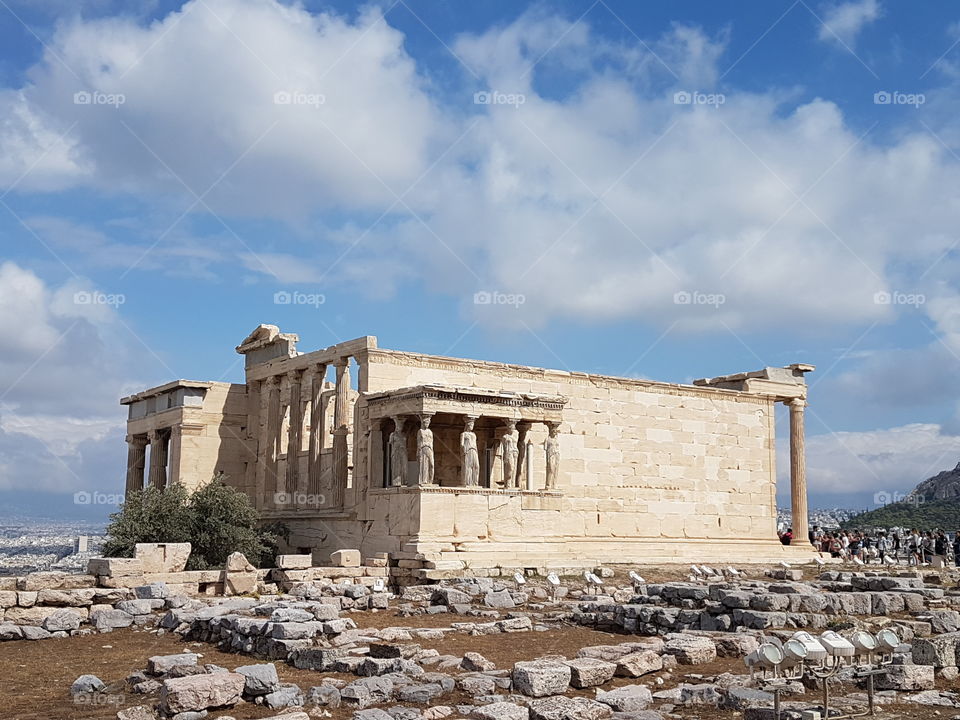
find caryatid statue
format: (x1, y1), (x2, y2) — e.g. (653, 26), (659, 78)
(501, 420), (519, 489)
(545, 422), (560, 490)
(389, 416), (407, 487)
(461, 416), (480, 487)
(417, 413), (435, 486)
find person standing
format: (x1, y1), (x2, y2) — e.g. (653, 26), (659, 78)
(953, 530), (960, 567)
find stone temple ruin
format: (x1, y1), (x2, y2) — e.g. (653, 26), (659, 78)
(121, 324), (816, 570)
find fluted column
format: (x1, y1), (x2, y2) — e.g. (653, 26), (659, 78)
(331, 357), (351, 508)
(167, 425), (182, 488)
(307, 363), (327, 496)
(788, 398), (809, 543)
(286, 369), (304, 497)
(125, 435), (147, 493)
(264, 376), (281, 507)
(147, 429), (168, 489)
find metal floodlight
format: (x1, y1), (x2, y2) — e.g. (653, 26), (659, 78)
(780, 561), (791, 569)
(727, 566), (741, 577)
(702, 565), (718, 576)
(757, 642), (785, 669)
(791, 631), (828, 663)
(629, 571), (645, 584)
(513, 572), (526, 585)
(814, 557), (826, 566)
(850, 630), (878, 657)
(373, 578), (386, 592)
(876, 628), (900, 653)
(691, 564), (703, 576)
(853, 557), (864, 566)
(546, 572), (560, 586)
(820, 631), (856, 658)
(883, 555), (897, 565)
(782, 638), (808, 667)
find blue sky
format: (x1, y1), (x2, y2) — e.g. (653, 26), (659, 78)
(1, 0), (959, 520)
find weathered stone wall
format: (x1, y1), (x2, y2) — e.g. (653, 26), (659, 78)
(314, 348), (786, 566)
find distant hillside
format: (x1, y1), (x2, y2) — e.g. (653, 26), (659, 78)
(841, 497), (960, 531)
(914, 461), (960, 501)
(841, 460), (960, 530)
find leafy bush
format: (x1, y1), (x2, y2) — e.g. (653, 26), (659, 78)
(102, 474), (284, 570)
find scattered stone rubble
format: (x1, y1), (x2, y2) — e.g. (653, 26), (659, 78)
(10, 557), (960, 719)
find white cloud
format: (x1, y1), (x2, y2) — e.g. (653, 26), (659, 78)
(779, 422), (960, 502)
(817, 0), (882, 47)
(1, 2), (957, 341)
(0, 262), (143, 493)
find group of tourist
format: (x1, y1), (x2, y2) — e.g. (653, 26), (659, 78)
(778, 525), (960, 566)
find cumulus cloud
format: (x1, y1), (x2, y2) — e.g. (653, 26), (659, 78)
(817, 0), (882, 47)
(777, 423), (960, 507)
(2, 2), (957, 337)
(0, 262), (137, 494)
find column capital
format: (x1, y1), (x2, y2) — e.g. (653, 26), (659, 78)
(334, 355), (351, 369)
(263, 375), (280, 388)
(786, 398), (807, 409)
(126, 433), (147, 445)
(287, 368), (305, 381)
(312, 362), (328, 377)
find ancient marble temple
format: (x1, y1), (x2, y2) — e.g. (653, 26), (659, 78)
(121, 325), (816, 567)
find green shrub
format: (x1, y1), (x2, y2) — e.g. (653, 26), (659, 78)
(102, 474), (283, 570)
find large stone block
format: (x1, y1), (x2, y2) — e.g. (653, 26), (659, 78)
(330, 549), (361, 567)
(564, 657), (616, 688)
(596, 684), (654, 712)
(276, 554), (312, 570)
(87, 558), (144, 578)
(135, 542), (191, 573)
(615, 651), (663, 677)
(875, 664), (935, 691)
(512, 659), (572, 697)
(160, 672), (245, 714)
(528, 695), (613, 720)
(912, 633), (960, 668)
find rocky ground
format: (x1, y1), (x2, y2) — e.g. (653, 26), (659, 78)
(3, 563), (960, 720)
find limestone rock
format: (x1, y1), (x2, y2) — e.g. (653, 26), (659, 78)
(528, 695), (612, 720)
(875, 664), (935, 691)
(664, 634), (716, 664)
(330, 549), (361, 567)
(470, 701), (530, 720)
(564, 657), (616, 688)
(597, 684), (654, 712)
(148, 653), (199, 675)
(462, 652), (496, 672)
(615, 650), (663, 677)
(160, 673), (245, 714)
(70, 674), (105, 696)
(41, 608), (82, 632)
(512, 659), (571, 697)
(235, 663), (280, 696)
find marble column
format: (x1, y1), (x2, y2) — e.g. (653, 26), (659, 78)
(544, 422), (560, 490)
(125, 434), (147, 493)
(515, 422), (530, 489)
(331, 357), (351, 508)
(307, 363), (327, 496)
(788, 398), (809, 543)
(167, 425), (182, 488)
(147, 429), (168, 489)
(286, 369), (304, 498)
(461, 416), (480, 487)
(265, 376), (281, 508)
(389, 415), (408, 487)
(502, 420), (519, 489)
(417, 413), (435, 486)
